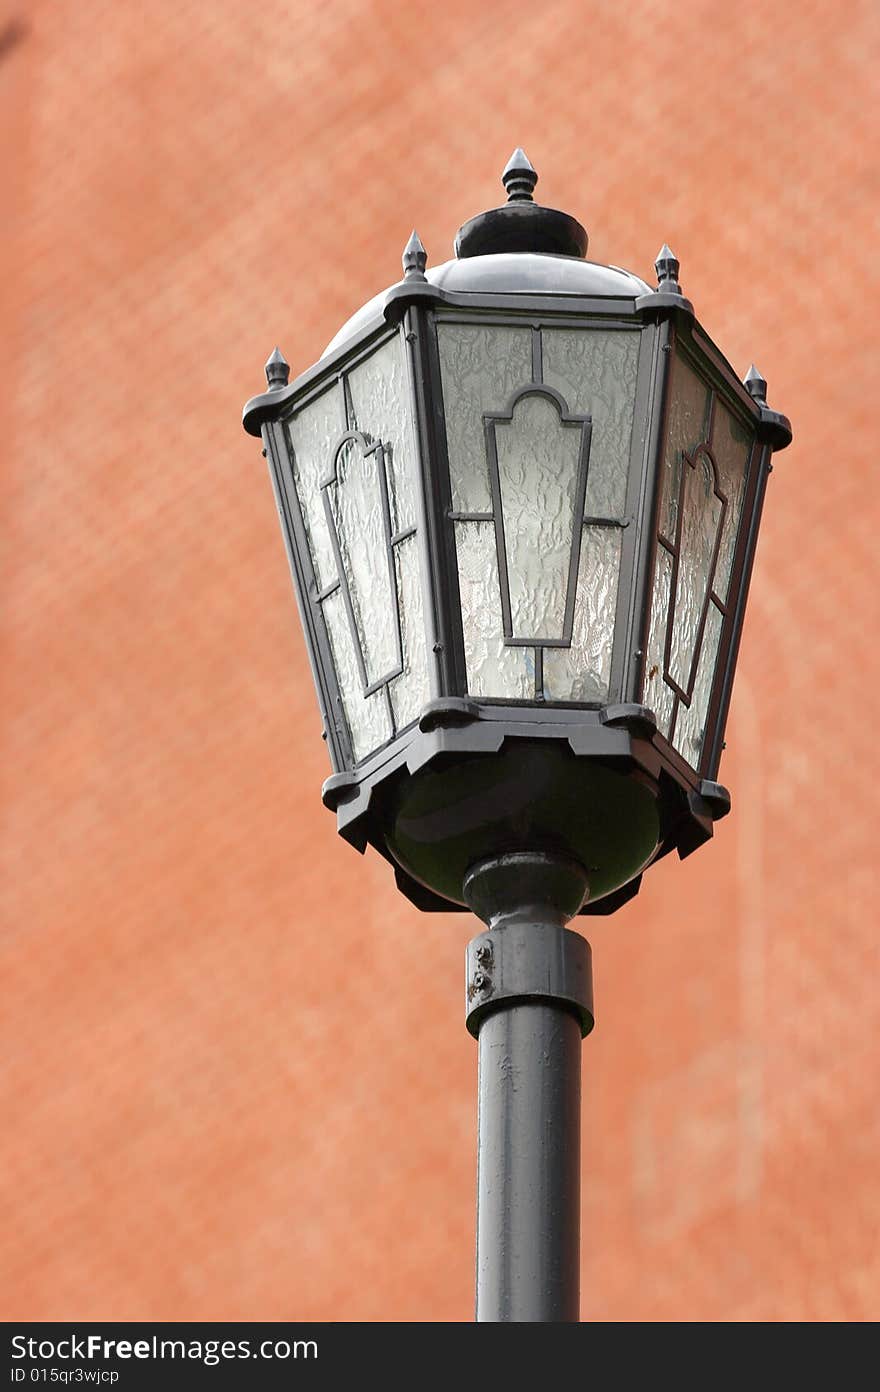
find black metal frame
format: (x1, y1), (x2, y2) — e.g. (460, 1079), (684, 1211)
(244, 257), (790, 917)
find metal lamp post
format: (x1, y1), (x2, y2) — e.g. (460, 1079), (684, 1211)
(242, 150), (791, 1322)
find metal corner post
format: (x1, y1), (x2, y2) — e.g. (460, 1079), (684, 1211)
(464, 852), (594, 1322)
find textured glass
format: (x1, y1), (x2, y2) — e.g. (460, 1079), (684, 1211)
(288, 385), (346, 590)
(389, 536), (428, 731)
(711, 399), (753, 601)
(668, 453), (723, 693)
(643, 545), (675, 738)
(543, 526), (621, 702)
(322, 589), (392, 762)
(455, 521), (532, 699)
(659, 351), (710, 541)
(347, 334), (418, 535)
(672, 601), (724, 765)
(542, 327), (640, 518)
(494, 393), (584, 640)
(286, 338), (429, 766)
(326, 437), (399, 688)
(437, 323), (532, 514)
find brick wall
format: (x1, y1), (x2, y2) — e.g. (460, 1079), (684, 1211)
(2, 0), (877, 1320)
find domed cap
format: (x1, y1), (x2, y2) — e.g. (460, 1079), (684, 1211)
(454, 148), (588, 259)
(320, 154), (651, 358)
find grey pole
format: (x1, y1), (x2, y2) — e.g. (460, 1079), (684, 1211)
(463, 852), (594, 1323)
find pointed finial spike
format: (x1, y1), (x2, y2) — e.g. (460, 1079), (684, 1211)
(265, 346), (289, 391)
(502, 147), (538, 202)
(402, 229), (427, 281)
(744, 364), (767, 402)
(655, 243), (681, 292)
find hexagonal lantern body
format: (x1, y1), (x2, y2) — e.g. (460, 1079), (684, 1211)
(243, 158), (790, 917)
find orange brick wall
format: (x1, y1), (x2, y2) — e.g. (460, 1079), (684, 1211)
(2, 0), (877, 1321)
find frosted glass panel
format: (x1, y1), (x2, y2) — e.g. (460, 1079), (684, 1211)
(455, 521), (532, 699)
(542, 328), (639, 518)
(389, 536), (428, 730)
(286, 333), (429, 766)
(494, 393), (584, 641)
(288, 386), (346, 590)
(326, 437), (399, 688)
(322, 589), (392, 762)
(659, 351), (710, 541)
(668, 453), (723, 693)
(672, 601), (724, 764)
(438, 324), (532, 513)
(643, 545), (675, 738)
(711, 399), (753, 601)
(347, 334), (417, 534)
(543, 526), (621, 703)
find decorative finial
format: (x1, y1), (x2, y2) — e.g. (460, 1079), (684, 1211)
(655, 243), (682, 293)
(402, 229), (427, 281)
(744, 364), (767, 402)
(502, 148), (538, 203)
(265, 346), (289, 391)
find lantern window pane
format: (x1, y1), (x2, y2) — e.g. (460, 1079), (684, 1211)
(437, 324), (532, 514)
(643, 345), (759, 770)
(287, 385), (346, 591)
(672, 600), (724, 764)
(347, 334), (418, 534)
(658, 350), (710, 541)
(711, 398), (754, 601)
(542, 525), (621, 703)
(285, 332), (429, 766)
(542, 327), (640, 519)
(454, 520), (533, 699)
(668, 450), (725, 693)
(325, 435), (400, 690)
(322, 588), (393, 762)
(643, 545), (676, 739)
(493, 392), (585, 642)
(441, 320), (633, 708)
(388, 535), (429, 731)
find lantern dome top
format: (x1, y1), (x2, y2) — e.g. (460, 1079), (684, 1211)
(322, 150), (652, 358)
(322, 254), (651, 357)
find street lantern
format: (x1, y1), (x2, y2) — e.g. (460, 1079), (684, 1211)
(243, 150), (791, 1321)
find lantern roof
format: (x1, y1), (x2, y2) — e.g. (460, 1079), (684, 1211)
(322, 149), (656, 358)
(322, 254), (651, 357)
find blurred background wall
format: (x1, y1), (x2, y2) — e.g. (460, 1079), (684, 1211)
(2, 0), (878, 1322)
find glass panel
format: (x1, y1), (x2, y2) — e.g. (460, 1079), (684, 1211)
(658, 350), (710, 541)
(287, 385), (346, 591)
(389, 535), (429, 731)
(322, 589), (392, 762)
(494, 393), (584, 641)
(711, 398), (754, 601)
(326, 437), (399, 689)
(542, 327), (640, 519)
(543, 526), (622, 703)
(672, 601), (724, 765)
(454, 521), (532, 699)
(642, 545), (675, 738)
(437, 323), (532, 514)
(347, 334), (418, 535)
(668, 452), (723, 693)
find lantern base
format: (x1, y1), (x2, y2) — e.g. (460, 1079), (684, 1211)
(322, 703), (730, 917)
(383, 739), (660, 911)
